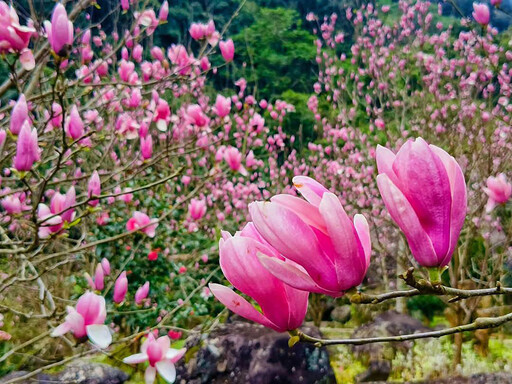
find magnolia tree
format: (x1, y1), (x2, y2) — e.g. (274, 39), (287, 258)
(1, 0), (512, 383)
(0, 0), (299, 382)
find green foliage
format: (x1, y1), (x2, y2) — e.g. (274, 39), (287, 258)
(229, 7), (316, 98)
(280, 90), (317, 151)
(406, 295), (447, 322)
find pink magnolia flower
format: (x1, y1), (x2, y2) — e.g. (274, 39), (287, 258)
(158, 1), (169, 22)
(148, 249), (159, 261)
(101, 258), (110, 275)
(45, 3), (73, 56)
(189, 23), (204, 40)
(491, 0), (502, 6)
(138, 9), (159, 35)
(0, 2), (35, 69)
(51, 291), (112, 348)
(121, 0), (129, 11)
(37, 186), (76, 238)
(126, 211), (158, 237)
(249, 176), (371, 296)
(1, 193), (28, 214)
(154, 99), (171, 131)
(210, 222), (308, 332)
(219, 39), (234, 62)
(19, 48), (35, 70)
(483, 174), (511, 212)
(473, 3), (490, 26)
(50, 186), (76, 223)
(66, 105), (84, 140)
(113, 272), (128, 304)
(123, 333), (186, 384)
(133, 44), (143, 62)
(214, 94), (231, 118)
(87, 263), (104, 291)
(49, 102), (63, 129)
(224, 147), (247, 175)
(167, 330), (182, 340)
(186, 104), (208, 127)
(188, 198), (207, 220)
(88, 171), (101, 207)
(135, 281), (150, 304)
(141, 136), (153, 160)
(13, 121), (40, 172)
(376, 138), (467, 267)
(10, 94), (28, 135)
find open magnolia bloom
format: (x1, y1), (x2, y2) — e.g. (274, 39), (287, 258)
(51, 291), (112, 349)
(210, 222), (308, 332)
(123, 333), (186, 384)
(376, 138), (467, 268)
(248, 176), (371, 297)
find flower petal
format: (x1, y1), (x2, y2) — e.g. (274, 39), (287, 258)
(271, 194), (327, 233)
(123, 353), (148, 364)
(51, 322), (71, 337)
(145, 366), (157, 384)
(429, 145), (467, 266)
(249, 201), (338, 290)
(353, 214), (371, 268)
(393, 138), (452, 259)
(86, 324), (112, 349)
(155, 360), (176, 383)
(166, 348), (186, 363)
(377, 174), (438, 266)
(292, 176), (330, 206)
(319, 193), (366, 286)
(208, 283), (281, 332)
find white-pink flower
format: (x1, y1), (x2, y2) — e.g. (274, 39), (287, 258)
(51, 291), (111, 348)
(123, 333), (186, 384)
(126, 211), (158, 237)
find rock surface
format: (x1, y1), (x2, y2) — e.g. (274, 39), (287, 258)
(176, 320), (335, 384)
(0, 362), (129, 384)
(352, 310), (432, 382)
(330, 305), (352, 323)
(352, 310), (431, 360)
(371, 372), (512, 383)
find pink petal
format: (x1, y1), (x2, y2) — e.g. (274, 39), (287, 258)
(292, 176), (330, 206)
(353, 214), (371, 268)
(166, 348), (186, 363)
(249, 202), (338, 291)
(145, 366), (157, 384)
(257, 253), (338, 296)
(209, 283), (281, 332)
(51, 321), (71, 337)
(123, 353), (148, 364)
(219, 235), (292, 327)
(270, 194), (327, 233)
(393, 138), (452, 259)
(155, 360), (176, 383)
(319, 193), (366, 285)
(377, 174), (438, 266)
(375, 144), (399, 185)
(429, 145), (467, 266)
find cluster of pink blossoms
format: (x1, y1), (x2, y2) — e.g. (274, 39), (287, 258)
(212, 138), (469, 332)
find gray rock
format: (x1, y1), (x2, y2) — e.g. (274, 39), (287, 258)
(352, 310), (431, 360)
(371, 372), (512, 383)
(355, 360), (391, 382)
(0, 362), (129, 384)
(176, 320), (335, 384)
(330, 305), (351, 323)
